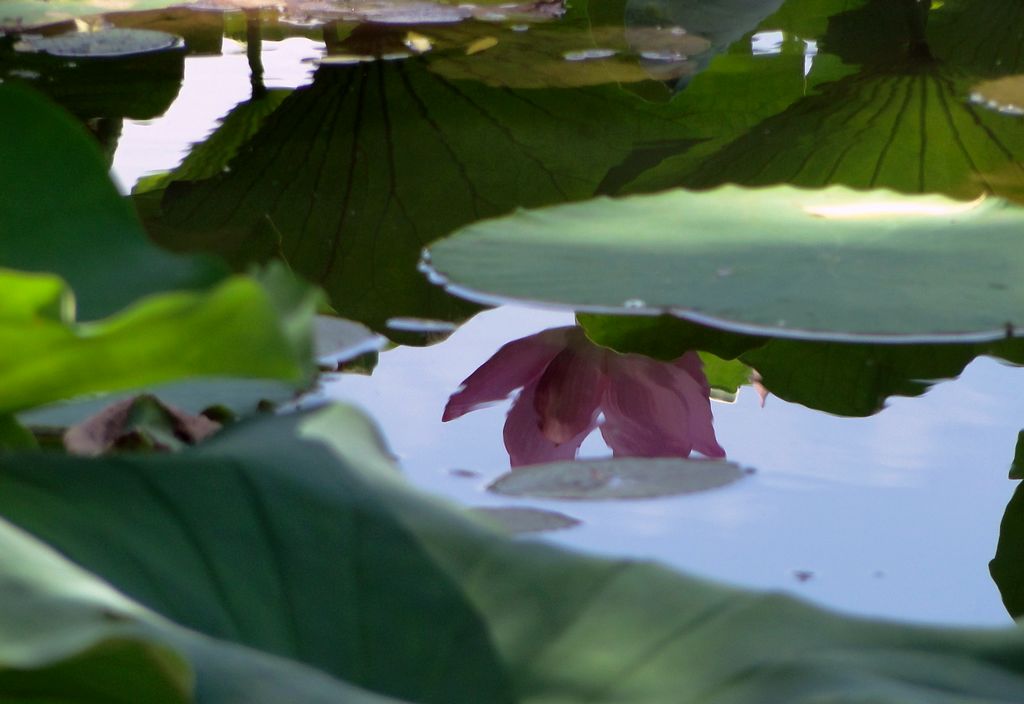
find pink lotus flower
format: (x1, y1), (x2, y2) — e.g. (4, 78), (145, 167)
(443, 326), (725, 467)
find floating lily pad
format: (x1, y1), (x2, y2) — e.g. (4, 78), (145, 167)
(426, 186), (1024, 341)
(489, 457), (745, 500)
(469, 506), (581, 533)
(15, 28), (183, 57)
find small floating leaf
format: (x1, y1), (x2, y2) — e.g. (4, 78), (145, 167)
(489, 457), (745, 500)
(15, 28), (183, 57)
(469, 506), (581, 533)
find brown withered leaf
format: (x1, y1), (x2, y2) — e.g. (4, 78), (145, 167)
(64, 394), (220, 456)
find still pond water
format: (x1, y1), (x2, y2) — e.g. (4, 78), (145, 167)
(10, 0), (1024, 627)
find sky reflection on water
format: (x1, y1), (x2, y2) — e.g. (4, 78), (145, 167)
(316, 306), (1022, 627)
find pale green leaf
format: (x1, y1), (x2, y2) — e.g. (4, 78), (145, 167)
(426, 186), (1024, 341)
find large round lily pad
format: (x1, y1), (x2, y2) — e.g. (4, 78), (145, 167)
(425, 186), (1024, 341)
(488, 457), (745, 500)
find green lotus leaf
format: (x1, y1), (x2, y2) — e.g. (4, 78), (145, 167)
(426, 185), (1024, 341)
(0, 77), (222, 321)
(0, 266), (318, 415)
(0, 519), (193, 703)
(1, 405), (1024, 701)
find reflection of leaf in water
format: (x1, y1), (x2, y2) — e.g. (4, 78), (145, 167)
(622, 49), (855, 194)
(150, 59), (688, 336)
(656, 64), (1024, 202)
(817, 0), (930, 68)
(578, 312), (1024, 417)
(0, 0), (534, 29)
(1, 28), (186, 123)
(626, 0), (786, 61)
(135, 89), (290, 195)
(0, 0), (194, 29)
(757, 0), (869, 41)
(991, 435), (1024, 619)
(628, 0), (1024, 197)
(579, 313), (764, 361)
(927, 0), (1024, 77)
(740, 340), (987, 417)
(426, 23), (709, 88)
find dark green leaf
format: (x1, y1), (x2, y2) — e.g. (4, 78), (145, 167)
(3, 405), (1024, 702)
(666, 64), (1024, 202)
(0, 407), (516, 704)
(741, 339), (984, 416)
(0, 415), (37, 451)
(579, 313), (765, 360)
(2, 405), (1024, 699)
(0, 82), (223, 320)
(1011, 430), (1024, 480)
(992, 475), (1024, 619)
(0, 520), (192, 703)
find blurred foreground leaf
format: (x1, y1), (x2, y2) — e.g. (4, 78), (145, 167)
(0, 267), (318, 414)
(1, 405), (1024, 701)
